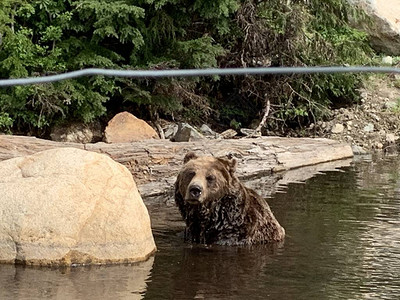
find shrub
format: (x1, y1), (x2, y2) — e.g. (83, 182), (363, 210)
(215, 0), (372, 130)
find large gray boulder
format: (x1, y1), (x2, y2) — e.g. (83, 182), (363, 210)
(351, 0), (400, 55)
(0, 148), (156, 266)
(171, 123), (204, 142)
(50, 122), (102, 143)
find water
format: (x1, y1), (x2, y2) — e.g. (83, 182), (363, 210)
(1, 154), (400, 299)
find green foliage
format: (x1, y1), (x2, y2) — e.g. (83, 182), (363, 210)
(176, 36), (225, 68)
(0, 0), (237, 133)
(0, 112), (13, 132)
(229, 119), (241, 130)
(0, 0), (374, 134)
(0, 0), (127, 133)
(72, 1), (145, 45)
(389, 98), (400, 113)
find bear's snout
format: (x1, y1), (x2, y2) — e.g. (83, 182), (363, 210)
(189, 184), (202, 198)
(187, 184), (203, 203)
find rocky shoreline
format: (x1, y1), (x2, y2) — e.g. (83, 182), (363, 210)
(300, 76), (400, 153)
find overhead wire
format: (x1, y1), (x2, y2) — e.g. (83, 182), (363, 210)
(0, 66), (399, 87)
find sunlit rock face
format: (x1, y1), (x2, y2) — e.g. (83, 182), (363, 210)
(350, 0), (400, 55)
(0, 147), (156, 266)
(104, 112), (159, 143)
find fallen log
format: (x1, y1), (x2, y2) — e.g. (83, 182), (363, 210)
(0, 135), (353, 199)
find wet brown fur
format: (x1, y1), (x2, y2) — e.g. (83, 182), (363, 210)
(174, 152), (285, 245)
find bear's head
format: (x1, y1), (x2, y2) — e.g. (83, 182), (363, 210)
(176, 152), (238, 205)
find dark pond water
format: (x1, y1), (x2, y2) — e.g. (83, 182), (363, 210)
(1, 154), (400, 299)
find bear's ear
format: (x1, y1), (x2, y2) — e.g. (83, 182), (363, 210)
(184, 152), (198, 164)
(218, 155), (237, 174)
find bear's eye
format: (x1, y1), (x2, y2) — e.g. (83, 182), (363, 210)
(206, 175), (216, 182)
(186, 170), (196, 178)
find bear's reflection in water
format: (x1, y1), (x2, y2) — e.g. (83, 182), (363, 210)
(145, 197), (283, 299)
(144, 236), (284, 300)
(178, 244), (282, 298)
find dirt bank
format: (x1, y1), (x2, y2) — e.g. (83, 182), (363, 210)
(297, 75), (400, 153)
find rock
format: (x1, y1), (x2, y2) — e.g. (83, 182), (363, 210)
(240, 128), (261, 137)
(370, 113), (380, 122)
(383, 100), (398, 110)
(104, 112), (159, 143)
(351, 0), (400, 55)
(163, 123), (179, 139)
(352, 144), (369, 155)
(386, 133), (397, 143)
(363, 123), (374, 132)
(199, 124), (219, 138)
(50, 122), (102, 143)
(373, 141), (384, 149)
(344, 111), (354, 121)
(331, 123), (344, 134)
(0, 148), (156, 266)
(345, 135), (353, 142)
(378, 130), (385, 136)
(171, 123), (204, 142)
(346, 121), (353, 131)
(382, 56), (393, 65)
(220, 129), (238, 139)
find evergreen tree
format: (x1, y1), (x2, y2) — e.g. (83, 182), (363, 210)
(0, 0), (373, 134)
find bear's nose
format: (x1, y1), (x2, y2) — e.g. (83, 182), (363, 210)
(189, 185), (202, 199)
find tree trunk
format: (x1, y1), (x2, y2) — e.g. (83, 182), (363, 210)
(0, 135), (353, 199)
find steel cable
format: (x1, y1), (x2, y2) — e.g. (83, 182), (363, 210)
(0, 66), (399, 87)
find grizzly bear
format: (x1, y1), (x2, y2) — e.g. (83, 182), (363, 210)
(174, 152), (285, 245)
